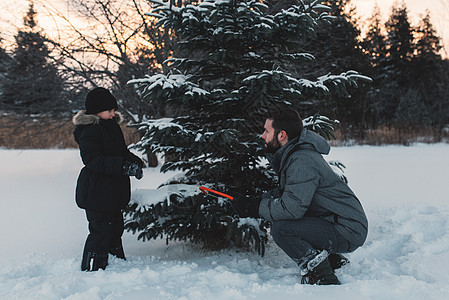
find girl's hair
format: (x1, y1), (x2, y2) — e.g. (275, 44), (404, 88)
(267, 109), (303, 140)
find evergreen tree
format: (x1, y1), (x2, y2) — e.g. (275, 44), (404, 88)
(361, 3), (447, 131)
(410, 10), (445, 130)
(288, 0), (372, 132)
(394, 88), (431, 128)
(361, 3), (388, 127)
(385, 1), (414, 63)
(322, 0), (372, 130)
(0, 39), (13, 98)
(125, 0), (370, 252)
(439, 60), (449, 138)
(310, 0), (368, 75)
(362, 3), (387, 68)
(414, 11), (442, 58)
(0, 1), (66, 114)
(373, 1), (415, 124)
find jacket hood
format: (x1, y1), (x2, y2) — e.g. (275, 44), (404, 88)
(72, 110), (123, 126)
(297, 128), (330, 155)
(268, 128), (330, 173)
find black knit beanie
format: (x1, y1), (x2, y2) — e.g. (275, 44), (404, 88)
(85, 87), (118, 115)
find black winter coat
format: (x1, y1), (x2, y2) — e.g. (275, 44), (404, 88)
(73, 110), (142, 211)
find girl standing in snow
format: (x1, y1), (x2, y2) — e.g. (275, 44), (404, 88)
(73, 87), (144, 271)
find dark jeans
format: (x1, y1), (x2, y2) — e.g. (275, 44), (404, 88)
(83, 210), (125, 256)
(271, 217), (350, 264)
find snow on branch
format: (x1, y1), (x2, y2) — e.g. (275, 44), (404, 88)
(130, 184), (201, 212)
(128, 73), (209, 98)
(303, 113), (339, 140)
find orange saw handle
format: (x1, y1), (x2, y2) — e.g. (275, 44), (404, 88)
(199, 186), (234, 200)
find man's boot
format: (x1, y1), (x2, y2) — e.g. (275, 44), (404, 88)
(310, 257), (341, 285)
(300, 250), (340, 285)
(328, 253), (349, 271)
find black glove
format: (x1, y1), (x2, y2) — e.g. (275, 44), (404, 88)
(231, 195), (261, 218)
(126, 153), (145, 168)
(132, 156), (145, 168)
(122, 161), (143, 180)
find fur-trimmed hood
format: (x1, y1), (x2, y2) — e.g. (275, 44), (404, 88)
(72, 110), (123, 126)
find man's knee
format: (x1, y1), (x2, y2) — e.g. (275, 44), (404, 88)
(271, 220), (291, 243)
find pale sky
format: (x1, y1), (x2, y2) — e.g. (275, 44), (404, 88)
(1, 0), (448, 54)
(355, 0), (448, 56)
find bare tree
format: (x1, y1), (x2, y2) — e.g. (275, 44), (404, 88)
(37, 0), (174, 121)
(34, 0), (176, 165)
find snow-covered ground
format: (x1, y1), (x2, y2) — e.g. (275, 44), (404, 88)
(1, 144), (449, 299)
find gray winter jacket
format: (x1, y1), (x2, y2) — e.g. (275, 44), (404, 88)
(259, 129), (368, 250)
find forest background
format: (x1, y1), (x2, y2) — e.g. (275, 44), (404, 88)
(1, 0), (448, 150)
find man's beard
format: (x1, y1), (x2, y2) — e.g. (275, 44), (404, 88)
(265, 137), (282, 154)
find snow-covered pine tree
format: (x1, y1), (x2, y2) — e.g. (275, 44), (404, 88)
(125, 0), (370, 253)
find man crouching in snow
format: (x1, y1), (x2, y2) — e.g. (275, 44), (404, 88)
(231, 109), (368, 285)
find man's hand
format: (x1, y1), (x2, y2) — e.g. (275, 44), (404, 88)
(231, 195), (261, 218)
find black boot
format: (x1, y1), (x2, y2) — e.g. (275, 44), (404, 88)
(328, 253), (349, 271)
(92, 253), (108, 271)
(299, 250), (340, 285)
(81, 251), (94, 271)
(311, 257), (340, 285)
(109, 246), (126, 260)
(81, 251), (108, 271)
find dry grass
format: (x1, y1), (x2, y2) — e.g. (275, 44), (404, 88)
(330, 126), (449, 146)
(1, 114), (447, 149)
(0, 113), (140, 149)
